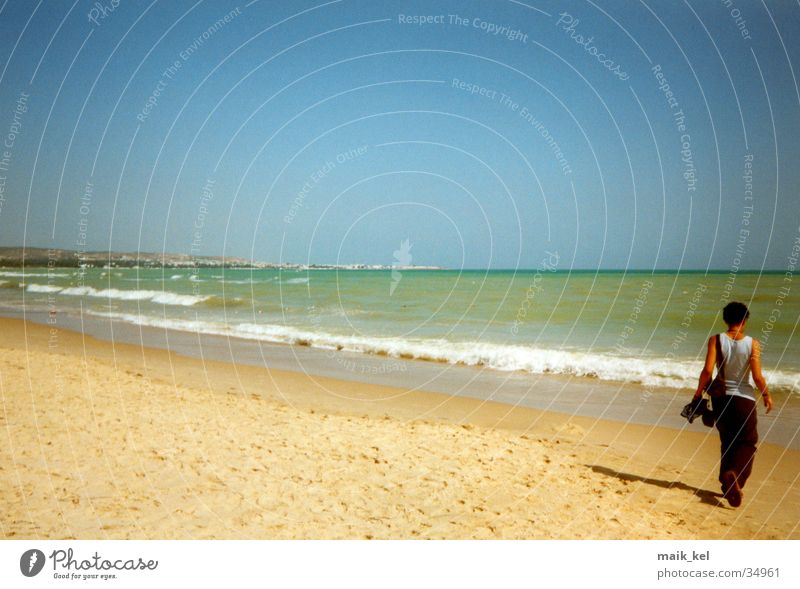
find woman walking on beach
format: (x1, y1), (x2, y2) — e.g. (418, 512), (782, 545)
(693, 302), (773, 507)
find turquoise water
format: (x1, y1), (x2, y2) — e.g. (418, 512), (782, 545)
(1, 268), (797, 394)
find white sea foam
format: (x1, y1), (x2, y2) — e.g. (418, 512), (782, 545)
(87, 312), (232, 338)
(168, 274), (204, 282)
(26, 284), (63, 293)
(282, 277), (309, 284)
(82, 311), (800, 392)
(0, 271), (69, 277)
(220, 277), (276, 285)
(150, 292), (210, 306)
(26, 283), (209, 306)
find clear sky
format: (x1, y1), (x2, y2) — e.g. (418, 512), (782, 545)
(0, 0), (798, 270)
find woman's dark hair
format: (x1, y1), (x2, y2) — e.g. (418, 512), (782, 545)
(723, 301), (750, 326)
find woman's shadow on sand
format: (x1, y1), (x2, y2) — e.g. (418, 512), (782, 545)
(588, 465), (726, 507)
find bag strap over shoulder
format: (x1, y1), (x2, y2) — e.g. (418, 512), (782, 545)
(715, 334), (725, 380)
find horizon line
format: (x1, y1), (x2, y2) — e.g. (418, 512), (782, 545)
(0, 245), (787, 273)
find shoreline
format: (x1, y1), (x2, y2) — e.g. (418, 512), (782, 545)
(4, 305), (798, 449)
(4, 268), (800, 401)
(2, 316), (799, 539)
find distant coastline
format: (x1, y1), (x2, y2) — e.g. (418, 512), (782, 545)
(0, 247), (443, 271)
(0, 246), (783, 272)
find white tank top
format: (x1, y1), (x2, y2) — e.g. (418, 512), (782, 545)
(718, 333), (755, 400)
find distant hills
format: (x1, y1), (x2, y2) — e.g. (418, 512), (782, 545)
(0, 247), (442, 270)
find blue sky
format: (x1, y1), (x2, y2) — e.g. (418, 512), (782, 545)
(0, 0), (798, 270)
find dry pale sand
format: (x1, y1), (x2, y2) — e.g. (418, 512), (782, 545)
(1, 317), (798, 539)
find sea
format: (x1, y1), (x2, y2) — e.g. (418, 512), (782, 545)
(1, 267), (797, 398)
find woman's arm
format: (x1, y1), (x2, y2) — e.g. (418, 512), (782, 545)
(693, 336), (717, 400)
(751, 339), (773, 413)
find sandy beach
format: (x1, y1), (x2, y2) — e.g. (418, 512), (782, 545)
(1, 316), (798, 539)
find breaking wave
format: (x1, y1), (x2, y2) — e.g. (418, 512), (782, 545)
(26, 283), (209, 306)
(82, 311), (800, 393)
(0, 271), (70, 278)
